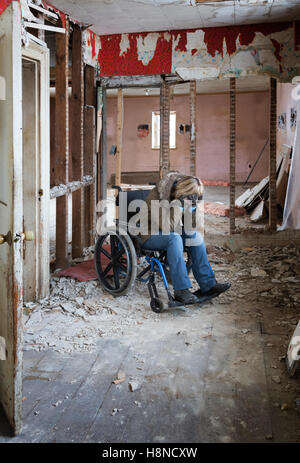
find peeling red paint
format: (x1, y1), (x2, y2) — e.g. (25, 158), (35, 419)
(173, 30), (188, 52)
(270, 38), (282, 72)
(202, 22), (291, 58)
(0, 0), (14, 16)
(87, 30), (96, 59)
(98, 32), (172, 76)
(97, 22), (292, 77)
(44, 1), (66, 28)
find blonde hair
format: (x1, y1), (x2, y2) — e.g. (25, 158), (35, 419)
(173, 176), (203, 199)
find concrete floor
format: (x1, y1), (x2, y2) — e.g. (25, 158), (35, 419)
(0, 245), (299, 443)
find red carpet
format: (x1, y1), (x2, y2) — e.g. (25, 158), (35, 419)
(57, 259), (98, 281)
(57, 244), (114, 281)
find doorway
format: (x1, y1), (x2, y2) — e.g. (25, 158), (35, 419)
(22, 43), (50, 303)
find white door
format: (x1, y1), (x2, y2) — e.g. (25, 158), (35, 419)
(0, 2), (23, 434)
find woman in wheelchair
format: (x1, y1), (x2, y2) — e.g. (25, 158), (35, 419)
(139, 171), (231, 305)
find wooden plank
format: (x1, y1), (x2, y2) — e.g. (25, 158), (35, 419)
(55, 17), (69, 269)
(101, 74), (161, 88)
(100, 86), (107, 201)
(160, 80), (170, 178)
(85, 65), (96, 107)
(115, 88), (124, 188)
(47, 339), (128, 443)
(229, 77), (236, 234)
(84, 106), (96, 246)
(84, 66), (96, 246)
(50, 96), (55, 187)
(71, 24), (85, 258)
(250, 200), (266, 223)
(269, 77), (277, 231)
(50, 176), (93, 199)
(190, 80), (196, 176)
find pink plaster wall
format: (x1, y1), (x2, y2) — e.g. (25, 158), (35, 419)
(277, 82), (297, 153)
(106, 91), (270, 184)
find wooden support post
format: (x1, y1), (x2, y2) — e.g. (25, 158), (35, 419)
(84, 65), (96, 246)
(100, 86), (107, 202)
(269, 77), (277, 232)
(116, 88), (124, 187)
(55, 17), (69, 268)
(229, 77), (236, 235)
(84, 107), (96, 245)
(160, 80), (170, 178)
(190, 80), (196, 176)
(71, 24), (85, 258)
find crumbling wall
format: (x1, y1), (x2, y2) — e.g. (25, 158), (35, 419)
(84, 22), (300, 82)
(277, 82), (297, 153)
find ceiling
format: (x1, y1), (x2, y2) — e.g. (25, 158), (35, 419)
(49, 0), (300, 35)
(107, 75), (270, 96)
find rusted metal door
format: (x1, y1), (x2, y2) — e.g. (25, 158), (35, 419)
(0, 2), (23, 434)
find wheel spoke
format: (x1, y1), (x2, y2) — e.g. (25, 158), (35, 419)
(100, 247), (111, 259)
(113, 266), (120, 289)
(119, 262), (128, 273)
(103, 261), (113, 277)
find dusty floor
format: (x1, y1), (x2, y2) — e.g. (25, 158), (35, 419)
(0, 243), (299, 443)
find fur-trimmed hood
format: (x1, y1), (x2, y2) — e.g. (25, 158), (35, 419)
(156, 171), (185, 200)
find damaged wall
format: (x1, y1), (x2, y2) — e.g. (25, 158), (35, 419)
(277, 82), (297, 153)
(105, 91), (269, 184)
(84, 21), (300, 82)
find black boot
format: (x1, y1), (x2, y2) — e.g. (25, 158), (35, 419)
(194, 282), (231, 299)
(174, 289), (202, 305)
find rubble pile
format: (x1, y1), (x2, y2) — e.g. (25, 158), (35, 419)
(24, 245), (300, 355)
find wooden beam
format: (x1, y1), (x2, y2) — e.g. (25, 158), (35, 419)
(101, 74), (162, 88)
(115, 88), (124, 187)
(84, 65), (96, 246)
(100, 87), (107, 202)
(229, 77), (236, 235)
(55, 17), (69, 269)
(160, 80), (170, 178)
(71, 24), (85, 258)
(50, 176), (94, 199)
(190, 80), (196, 176)
(269, 77), (277, 232)
(84, 105), (96, 245)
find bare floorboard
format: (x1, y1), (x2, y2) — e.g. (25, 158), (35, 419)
(0, 302), (299, 443)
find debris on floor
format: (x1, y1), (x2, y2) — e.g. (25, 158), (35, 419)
(23, 244), (300, 363)
(235, 145), (292, 223)
(204, 201), (246, 217)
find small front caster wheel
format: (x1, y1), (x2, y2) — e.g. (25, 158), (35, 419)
(150, 297), (164, 313)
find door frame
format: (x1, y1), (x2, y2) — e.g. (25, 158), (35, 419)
(22, 41), (50, 299)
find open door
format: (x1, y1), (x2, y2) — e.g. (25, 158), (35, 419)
(0, 2), (23, 434)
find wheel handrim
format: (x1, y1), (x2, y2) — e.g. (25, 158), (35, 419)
(95, 233), (132, 293)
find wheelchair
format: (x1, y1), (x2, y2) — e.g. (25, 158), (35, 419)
(94, 186), (192, 313)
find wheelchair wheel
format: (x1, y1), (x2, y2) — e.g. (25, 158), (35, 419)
(94, 229), (137, 297)
(150, 297), (164, 313)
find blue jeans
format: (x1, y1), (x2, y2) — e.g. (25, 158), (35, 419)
(142, 231), (216, 292)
